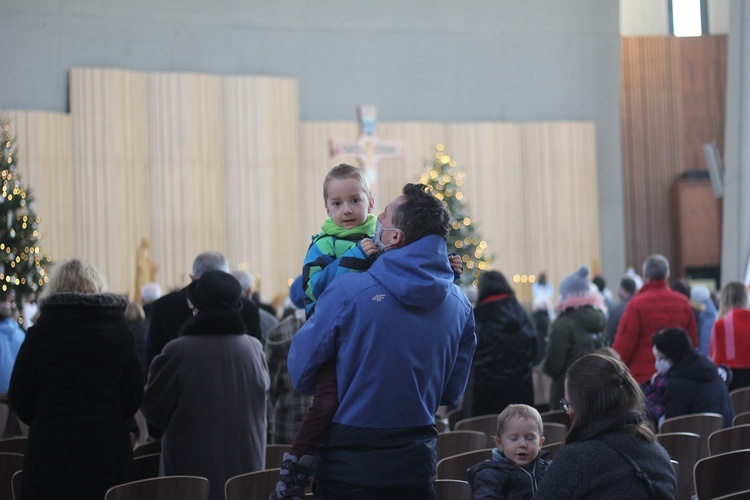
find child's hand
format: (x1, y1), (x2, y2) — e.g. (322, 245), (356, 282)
(449, 254), (463, 275)
(361, 238), (380, 257)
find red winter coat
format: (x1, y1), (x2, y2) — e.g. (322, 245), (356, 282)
(710, 308), (750, 369)
(613, 280), (698, 384)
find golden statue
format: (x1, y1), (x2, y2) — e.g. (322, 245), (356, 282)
(135, 239), (158, 303)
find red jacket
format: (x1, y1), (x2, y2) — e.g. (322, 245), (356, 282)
(710, 308), (750, 368)
(613, 280), (698, 383)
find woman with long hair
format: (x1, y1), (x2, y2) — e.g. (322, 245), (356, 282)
(710, 281), (750, 391)
(466, 270), (536, 417)
(535, 353), (676, 499)
(8, 258), (144, 500)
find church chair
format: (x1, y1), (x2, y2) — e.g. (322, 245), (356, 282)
(709, 424), (750, 456)
(133, 452), (161, 481)
(11, 469), (21, 500)
(435, 479), (472, 500)
(436, 448), (493, 481)
(712, 489), (750, 499)
(133, 439), (162, 458)
(735, 411), (750, 427)
(543, 422), (567, 446)
(225, 468), (283, 500)
(265, 444), (292, 469)
(656, 432), (701, 500)
(437, 430), (488, 462)
(446, 407), (464, 431)
(694, 450), (750, 500)
(730, 387), (750, 416)
(0, 437), (26, 455)
(104, 475), (210, 500)
(0, 403), (9, 438)
(454, 414), (498, 447)
(0, 453), (24, 500)
(659, 412), (724, 459)
(540, 409), (571, 429)
(540, 440), (564, 460)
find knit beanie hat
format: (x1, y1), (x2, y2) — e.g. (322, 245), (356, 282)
(557, 266), (603, 312)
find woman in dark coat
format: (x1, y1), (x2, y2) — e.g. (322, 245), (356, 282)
(467, 270), (536, 417)
(8, 258), (144, 500)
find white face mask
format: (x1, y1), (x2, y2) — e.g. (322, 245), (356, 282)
(655, 357), (671, 375)
(373, 220), (401, 253)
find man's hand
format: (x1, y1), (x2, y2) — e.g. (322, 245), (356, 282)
(361, 238), (380, 257)
(449, 254), (463, 275)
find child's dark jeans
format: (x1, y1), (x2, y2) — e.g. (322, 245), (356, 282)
(290, 358), (338, 457)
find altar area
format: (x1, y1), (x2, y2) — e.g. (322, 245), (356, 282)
(3, 67), (599, 302)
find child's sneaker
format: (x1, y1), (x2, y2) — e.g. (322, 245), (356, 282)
(269, 452), (314, 500)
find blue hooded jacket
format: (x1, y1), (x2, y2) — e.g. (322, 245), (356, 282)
(289, 234), (476, 487)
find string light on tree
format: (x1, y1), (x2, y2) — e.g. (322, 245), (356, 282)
(420, 144), (491, 287)
(0, 120), (52, 321)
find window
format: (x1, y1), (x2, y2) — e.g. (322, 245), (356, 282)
(669, 0), (708, 37)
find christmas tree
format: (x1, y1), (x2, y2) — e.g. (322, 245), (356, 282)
(0, 121), (51, 316)
(419, 144), (491, 287)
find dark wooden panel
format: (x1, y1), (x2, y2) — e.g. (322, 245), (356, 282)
(620, 35), (726, 277)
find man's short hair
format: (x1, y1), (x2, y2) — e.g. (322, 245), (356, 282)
(619, 277), (636, 296)
(232, 270), (254, 294)
(192, 251), (229, 278)
(642, 254), (669, 281)
(392, 183), (450, 244)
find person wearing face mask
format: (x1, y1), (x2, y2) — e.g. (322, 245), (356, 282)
(287, 183), (476, 500)
(644, 328), (734, 428)
(272, 169), (463, 500)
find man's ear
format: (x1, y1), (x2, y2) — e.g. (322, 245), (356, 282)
(391, 227), (406, 249)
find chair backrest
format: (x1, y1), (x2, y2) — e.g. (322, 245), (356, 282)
(265, 444), (292, 469)
(446, 408), (466, 431)
(11, 469), (21, 500)
(104, 475), (210, 500)
(0, 452), (24, 500)
(709, 424), (750, 456)
(657, 432), (702, 500)
(437, 431), (489, 462)
(542, 422), (567, 446)
(436, 448), (493, 481)
(659, 412), (724, 459)
(712, 489), (750, 499)
(540, 440), (563, 460)
(540, 409), (571, 429)
(435, 479), (472, 500)
(225, 468), (281, 500)
(454, 415), (498, 447)
(694, 450), (750, 500)
(734, 411), (750, 427)
(133, 440), (162, 458)
(0, 437), (27, 455)
(133, 452), (161, 481)
(0, 404), (8, 438)
(730, 387), (750, 416)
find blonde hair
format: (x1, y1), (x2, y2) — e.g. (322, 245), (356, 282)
(125, 301), (145, 322)
(496, 404), (544, 437)
(719, 281), (748, 318)
(41, 258), (108, 298)
(323, 163), (372, 201)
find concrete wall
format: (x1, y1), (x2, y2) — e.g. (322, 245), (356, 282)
(0, 0), (626, 284)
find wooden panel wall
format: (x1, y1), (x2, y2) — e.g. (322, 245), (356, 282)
(621, 35), (727, 277)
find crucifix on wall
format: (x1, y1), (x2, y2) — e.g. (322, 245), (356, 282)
(329, 105), (405, 207)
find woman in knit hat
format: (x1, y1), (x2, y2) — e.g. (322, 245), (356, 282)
(541, 266), (607, 410)
(142, 270), (270, 500)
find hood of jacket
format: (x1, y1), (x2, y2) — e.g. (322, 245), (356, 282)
(560, 305), (607, 333)
(670, 350), (719, 383)
(368, 234), (455, 309)
(39, 292), (128, 311)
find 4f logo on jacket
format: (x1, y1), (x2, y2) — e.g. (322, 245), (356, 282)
(372, 294), (386, 302)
